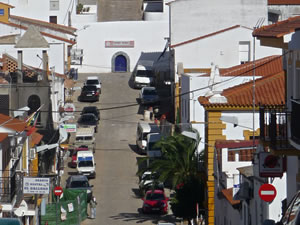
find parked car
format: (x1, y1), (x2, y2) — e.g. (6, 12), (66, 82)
(273, 190), (300, 225)
(84, 76), (102, 93)
(77, 113), (98, 132)
(78, 85), (99, 102)
(81, 106), (100, 121)
(142, 189), (168, 214)
(139, 171), (164, 195)
(139, 86), (159, 105)
(65, 175), (93, 202)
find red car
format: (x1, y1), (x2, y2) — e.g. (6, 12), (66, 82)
(142, 190), (168, 214)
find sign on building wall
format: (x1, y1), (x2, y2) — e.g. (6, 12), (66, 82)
(60, 124), (77, 133)
(23, 177), (50, 194)
(105, 41), (134, 48)
(259, 152), (284, 177)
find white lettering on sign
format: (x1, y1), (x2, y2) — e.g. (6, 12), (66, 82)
(105, 41), (134, 48)
(23, 177), (50, 194)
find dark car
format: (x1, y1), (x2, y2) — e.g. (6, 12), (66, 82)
(139, 87), (159, 105)
(77, 113), (98, 132)
(65, 175), (93, 202)
(79, 85), (99, 102)
(81, 106), (100, 121)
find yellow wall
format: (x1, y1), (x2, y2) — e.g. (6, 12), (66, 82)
(0, 3), (11, 23)
(206, 111), (226, 225)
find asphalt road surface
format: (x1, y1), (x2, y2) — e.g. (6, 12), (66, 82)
(63, 73), (177, 225)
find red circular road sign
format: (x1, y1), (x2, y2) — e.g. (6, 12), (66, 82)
(259, 184), (277, 202)
(54, 186), (63, 196)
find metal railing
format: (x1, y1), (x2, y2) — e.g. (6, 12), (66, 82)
(259, 106), (290, 150)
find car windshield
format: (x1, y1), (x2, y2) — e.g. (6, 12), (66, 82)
(78, 161), (93, 167)
(82, 86), (96, 91)
(137, 70), (152, 77)
(70, 180), (89, 188)
(143, 89), (157, 95)
(146, 193), (165, 201)
(83, 108), (98, 114)
(86, 80), (99, 85)
(79, 115), (96, 123)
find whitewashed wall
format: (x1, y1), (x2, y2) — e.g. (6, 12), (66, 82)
(222, 111), (260, 140)
(170, 0), (268, 45)
(3, 0), (77, 26)
(72, 21), (169, 73)
(174, 27), (281, 69)
(269, 5), (300, 21)
(181, 74), (261, 152)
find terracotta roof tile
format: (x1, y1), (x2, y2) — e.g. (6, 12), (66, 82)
(0, 133), (8, 142)
(199, 62), (285, 107)
(10, 15), (77, 35)
(30, 132), (43, 147)
(0, 2), (14, 8)
(221, 188), (241, 205)
(268, 0), (300, 4)
(215, 140), (259, 149)
(0, 114), (26, 132)
(253, 16), (300, 38)
(186, 55), (282, 77)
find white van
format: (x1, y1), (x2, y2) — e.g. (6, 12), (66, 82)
(76, 150), (96, 178)
(133, 65), (153, 89)
(136, 122), (160, 153)
(73, 127), (95, 153)
(147, 133), (162, 158)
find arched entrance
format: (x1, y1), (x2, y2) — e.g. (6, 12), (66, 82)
(112, 52), (130, 72)
(115, 55), (127, 72)
(27, 95), (41, 124)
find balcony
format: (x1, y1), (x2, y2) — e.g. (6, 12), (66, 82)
(259, 106), (290, 150)
(0, 171), (22, 204)
(291, 100), (300, 143)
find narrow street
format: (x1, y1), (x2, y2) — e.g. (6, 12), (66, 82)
(63, 72), (177, 225)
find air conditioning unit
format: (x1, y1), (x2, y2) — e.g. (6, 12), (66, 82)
(29, 148), (36, 160)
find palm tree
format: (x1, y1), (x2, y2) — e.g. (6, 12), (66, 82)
(137, 131), (205, 223)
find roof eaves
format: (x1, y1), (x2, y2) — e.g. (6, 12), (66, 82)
(0, 21), (76, 45)
(171, 25), (241, 48)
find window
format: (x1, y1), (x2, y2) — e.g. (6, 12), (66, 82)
(49, 16), (57, 24)
(50, 0), (59, 10)
(239, 41), (250, 64)
(0, 9), (4, 16)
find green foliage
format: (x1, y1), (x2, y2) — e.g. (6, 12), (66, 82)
(76, 3), (83, 14)
(170, 177), (205, 219)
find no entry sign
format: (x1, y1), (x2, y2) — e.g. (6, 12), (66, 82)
(259, 184), (277, 202)
(54, 186), (63, 196)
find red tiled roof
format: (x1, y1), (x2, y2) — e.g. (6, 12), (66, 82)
(221, 188), (241, 205)
(253, 16), (300, 38)
(215, 140), (259, 149)
(30, 132), (43, 146)
(0, 133), (8, 142)
(0, 2), (14, 8)
(171, 25), (252, 48)
(0, 114), (27, 132)
(0, 20), (76, 45)
(10, 15), (77, 35)
(198, 55), (282, 77)
(199, 71), (285, 107)
(268, 0), (300, 4)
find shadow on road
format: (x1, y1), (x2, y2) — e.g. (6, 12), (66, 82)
(131, 188), (142, 198)
(109, 210), (180, 224)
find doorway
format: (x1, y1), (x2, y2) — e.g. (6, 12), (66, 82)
(115, 55), (127, 72)
(112, 52), (130, 72)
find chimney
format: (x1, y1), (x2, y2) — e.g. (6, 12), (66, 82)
(42, 50), (48, 79)
(17, 50), (23, 83)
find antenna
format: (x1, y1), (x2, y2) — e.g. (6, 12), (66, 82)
(255, 17), (265, 29)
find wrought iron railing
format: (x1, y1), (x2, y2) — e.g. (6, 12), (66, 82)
(291, 99), (300, 145)
(259, 106), (290, 150)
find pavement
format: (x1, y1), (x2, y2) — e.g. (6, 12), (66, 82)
(59, 73), (179, 225)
